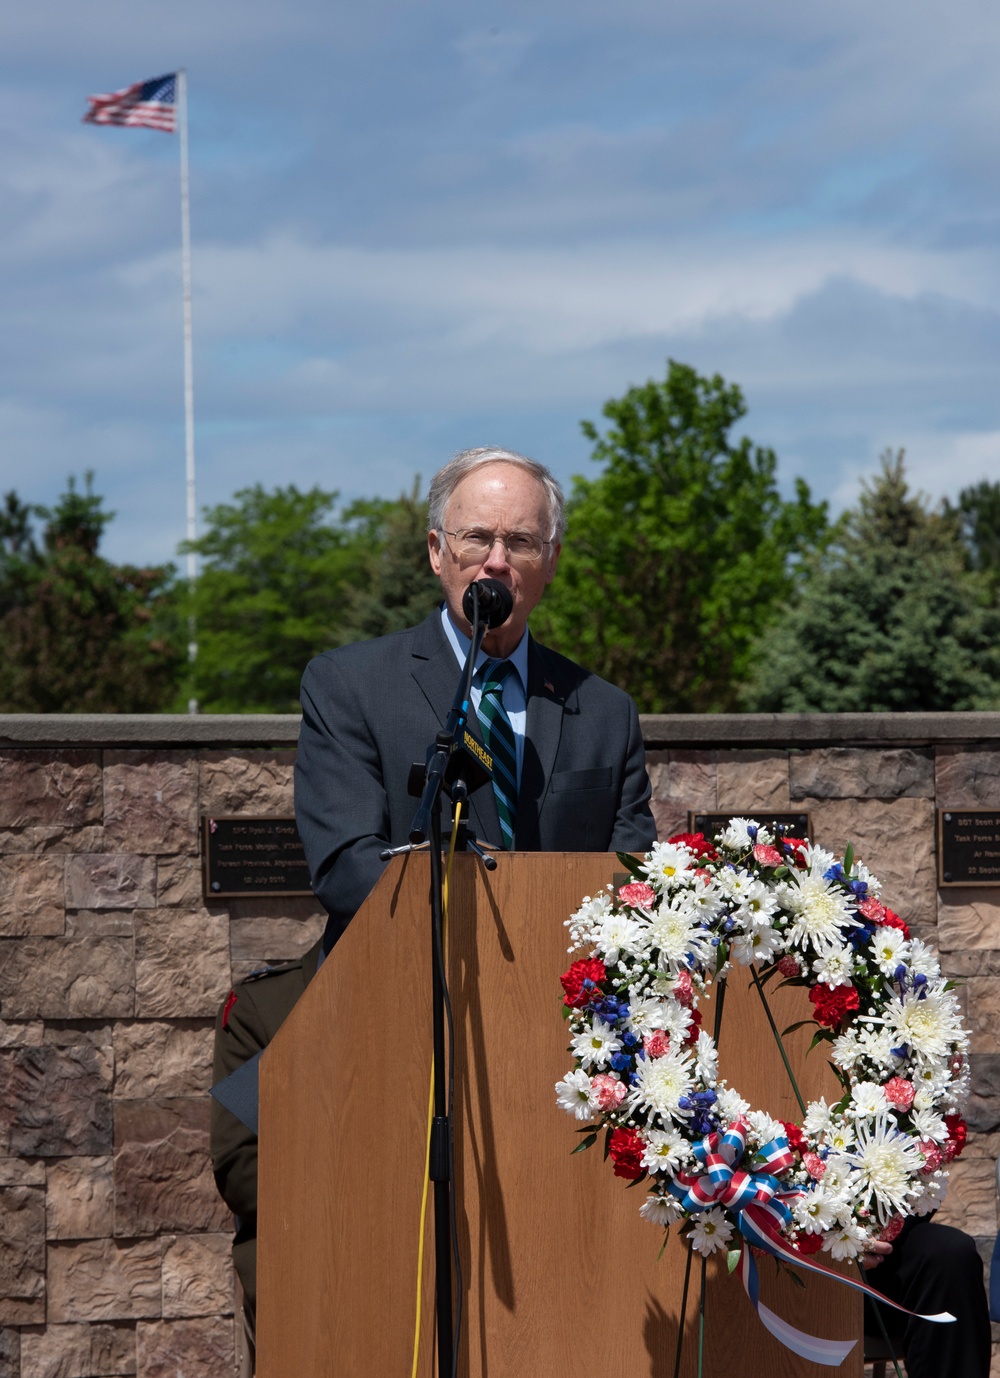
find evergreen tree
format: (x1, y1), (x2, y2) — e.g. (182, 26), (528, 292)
(743, 452), (1000, 712)
(532, 360), (828, 712)
(945, 479), (1000, 578)
(0, 475), (182, 712)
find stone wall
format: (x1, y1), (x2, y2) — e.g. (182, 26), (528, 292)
(1, 713), (998, 1376)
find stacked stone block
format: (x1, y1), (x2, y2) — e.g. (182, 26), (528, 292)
(1, 721), (998, 1373)
(0, 743), (324, 1378)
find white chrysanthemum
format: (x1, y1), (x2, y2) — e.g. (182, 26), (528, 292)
(879, 987), (965, 1065)
(641, 841), (697, 887)
(629, 1046), (696, 1124)
(849, 1081), (888, 1118)
(640, 1192), (684, 1227)
(842, 1115), (923, 1220)
(716, 1085), (751, 1123)
(908, 939), (942, 982)
(721, 815), (776, 848)
(730, 922), (782, 966)
(824, 1118), (856, 1154)
(732, 880), (780, 929)
(803, 1098), (835, 1138)
(824, 1218), (870, 1260)
(648, 897), (715, 973)
(689, 1206), (734, 1255)
(803, 843), (836, 877)
(813, 945), (855, 988)
(870, 925), (909, 977)
(641, 1127), (689, 1175)
(659, 1000), (697, 1044)
(570, 1018), (622, 1071)
(855, 1025), (898, 1073)
(831, 1029), (862, 1070)
(596, 913), (647, 965)
(625, 991), (670, 1038)
(911, 1058), (954, 1102)
(555, 1069), (594, 1120)
(853, 863), (881, 893)
(745, 1109), (785, 1145)
(793, 1186), (840, 1234)
(910, 1106), (948, 1142)
(781, 874), (859, 953)
(566, 891), (614, 948)
(713, 866), (756, 901)
(693, 1030), (718, 1083)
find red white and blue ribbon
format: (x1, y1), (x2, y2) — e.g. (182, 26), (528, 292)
(666, 1120), (955, 1367)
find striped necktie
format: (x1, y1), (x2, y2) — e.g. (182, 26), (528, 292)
(478, 659), (518, 849)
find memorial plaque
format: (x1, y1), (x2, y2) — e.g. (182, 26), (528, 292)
(202, 816), (314, 898)
(688, 811), (812, 843)
(937, 810), (1000, 887)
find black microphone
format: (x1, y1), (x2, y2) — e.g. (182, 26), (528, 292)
(462, 578), (513, 630)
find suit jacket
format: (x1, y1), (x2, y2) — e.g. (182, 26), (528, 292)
(295, 610), (656, 944)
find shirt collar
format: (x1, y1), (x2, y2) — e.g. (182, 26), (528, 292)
(440, 604), (529, 691)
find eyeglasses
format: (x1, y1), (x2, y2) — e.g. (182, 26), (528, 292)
(439, 527), (552, 563)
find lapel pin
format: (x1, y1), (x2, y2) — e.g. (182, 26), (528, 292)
(544, 680), (555, 694)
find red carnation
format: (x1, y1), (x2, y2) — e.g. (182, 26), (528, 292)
(808, 982), (860, 1029)
(778, 954), (801, 978)
(944, 1114), (967, 1161)
(878, 907), (911, 940)
(608, 1127), (645, 1180)
(781, 1121), (806, 1153)
(793, 1232), (825, 1255)
(673, 970), (694, 1007)
(667, 831), (719, 861)
(784, 837), (809, 868)
(879, 1215), (906, 1244)
(618, 881), (656, 909)
(753, 843), (784, 867)
(560, 958), (607, 1009)
(857, 897), (885, 923)
(684, 1007), (703, 1045)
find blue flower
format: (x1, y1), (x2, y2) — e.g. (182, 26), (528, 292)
(610, 1052), (632, 1073)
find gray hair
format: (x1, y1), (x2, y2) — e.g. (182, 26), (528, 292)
(427, 446), (566, 542)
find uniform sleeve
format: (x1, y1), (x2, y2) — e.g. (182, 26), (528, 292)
(608, 694), (657, 853)
(294, 651), (394, 945)
(210, 986), (267, 1223)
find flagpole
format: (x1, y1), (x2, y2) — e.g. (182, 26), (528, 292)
(177, 68), (199, 714)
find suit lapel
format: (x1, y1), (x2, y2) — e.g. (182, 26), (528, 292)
(409, 611), (501, 847)
(516, 638), (567, 849)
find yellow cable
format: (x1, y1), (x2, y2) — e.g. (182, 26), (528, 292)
(410, 803), (463, 1378)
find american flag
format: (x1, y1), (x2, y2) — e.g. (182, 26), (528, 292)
(82, 73), (177, 133)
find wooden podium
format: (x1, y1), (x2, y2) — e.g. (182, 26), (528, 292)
(257, 853), (861, 1377)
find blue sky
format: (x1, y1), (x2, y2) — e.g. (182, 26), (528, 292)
(3, 0), (1000, 565)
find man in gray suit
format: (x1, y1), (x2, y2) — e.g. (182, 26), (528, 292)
(294, 445), (656, 950)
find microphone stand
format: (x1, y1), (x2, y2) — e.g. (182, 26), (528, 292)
(406, 584), (499, 1378)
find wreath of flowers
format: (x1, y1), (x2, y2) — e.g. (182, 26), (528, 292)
(556, 820), (970, 1265)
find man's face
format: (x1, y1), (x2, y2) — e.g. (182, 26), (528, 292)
(428, 462), (561, 656)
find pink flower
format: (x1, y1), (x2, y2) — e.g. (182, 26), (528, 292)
(673, 970), (694, 1007)
(777, 954), (801, 978)
(753, 843), (783, 867)
(644, 1031), (670, 1059)
(591, 1073), (627, 1111)
(802, 1152), (826, 1180)
(918, 1141), (942, 1173)
(883, 1076), (915, 1111)
(857, 897), (885, 922)
(618, 881), (656, 909)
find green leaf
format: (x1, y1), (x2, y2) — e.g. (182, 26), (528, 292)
(571, 1134), (597, 1155)
(656, 1231), (670, 1261)
(716, 941), (729, 974)
(626, 1171), (649, 1188)
(603, 1126), (613, 1161)
(781, 1019), (815, 1037)
(727, 1249), (741, 1275)
(615, 851), (645, 878)
(843, 842), (855, 875)
(782, 1265), (806, 1290)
